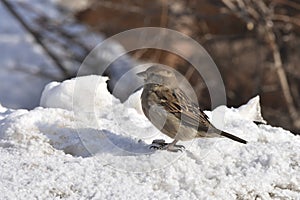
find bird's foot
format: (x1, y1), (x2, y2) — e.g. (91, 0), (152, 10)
(150, 139), (185, 152)
(165, 144), (185, 152)
(150, 139), (168, 150)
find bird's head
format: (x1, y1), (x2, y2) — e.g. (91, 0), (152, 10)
(137, 65), (177, 87)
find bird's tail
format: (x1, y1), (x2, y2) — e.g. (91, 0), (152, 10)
(220, 131), (247, 144)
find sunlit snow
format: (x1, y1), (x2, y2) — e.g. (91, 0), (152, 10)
(0, 76), (299, 199)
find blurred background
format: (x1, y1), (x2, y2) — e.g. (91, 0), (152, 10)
(0, 0), (299, 133)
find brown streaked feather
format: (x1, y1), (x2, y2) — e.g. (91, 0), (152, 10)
(151, 85), (211, 132)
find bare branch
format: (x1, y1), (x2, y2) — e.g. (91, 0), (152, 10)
(272, 14), (300, 27)
(273, 0), (300, 10)
(221, 0), (300, 129)
(265, 26), (300, 129)
(1, 0), (72, 78)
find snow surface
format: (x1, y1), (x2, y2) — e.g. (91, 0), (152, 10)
(0, 76), (300, 199)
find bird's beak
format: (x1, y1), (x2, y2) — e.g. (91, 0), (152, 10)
(136, 71), (147, 79)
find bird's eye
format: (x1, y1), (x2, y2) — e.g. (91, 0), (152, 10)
(165, 71), (172, 76)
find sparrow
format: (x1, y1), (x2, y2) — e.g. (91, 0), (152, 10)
(137, 65), (247, 152)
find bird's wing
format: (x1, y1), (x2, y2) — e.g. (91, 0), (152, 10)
(153, 86), (210, 132)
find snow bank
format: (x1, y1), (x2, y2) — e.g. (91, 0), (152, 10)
(40, 75), (115, 111)
(0, 76), (299, 199)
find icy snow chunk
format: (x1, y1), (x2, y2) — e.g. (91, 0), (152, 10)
(237, 95), (267, 124)
(40, 81), (71, 110)
(40, 75), (119, 112)
(0, 103), (6, 113)
(124, 89), (143, 114)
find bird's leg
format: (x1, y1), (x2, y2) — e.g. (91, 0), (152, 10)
(150, 139), (185, 152)
(165, 139), (185, 152)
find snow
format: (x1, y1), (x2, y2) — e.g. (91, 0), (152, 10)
(40, 76), (113, 111)
(0, 75), (299, 199)
(237, 96), (267, 124)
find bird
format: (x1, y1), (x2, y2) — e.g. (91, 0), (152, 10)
(137, 65), (247, 152)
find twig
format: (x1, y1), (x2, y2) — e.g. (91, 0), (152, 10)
(221, 0), (300, 129)
(290, 81), (300, 108)
(273, 0), (300, 10)
(272, 14), (300, 27)
(265, 26), (300, 128)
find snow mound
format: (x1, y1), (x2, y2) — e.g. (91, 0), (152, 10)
(0, 75), (299, 199)
(237, 96), (267, 124)
(124, 89), (143, 114)
(40, 75), (118, 111)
